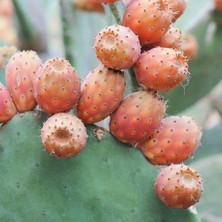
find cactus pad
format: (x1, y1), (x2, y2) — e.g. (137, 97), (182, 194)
(0, 111), (200, 222)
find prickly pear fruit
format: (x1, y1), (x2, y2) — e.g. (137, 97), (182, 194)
(109, 90), (166, 144)
(73, 0), (104, 13)
(137, 116), (202, 165)
(94, 25), (141, 70)
(0, 82), (17, 123)
(155, 164), (203, 209)
(41, 112), (87, 158)
(168, 0), (187, 22)
(92, 0), (117, 3)
(5, 50), (41, 112)
(154, 26), (182, 50)
(215, 0), (222, 11)
(77, 64), (125, 124)
(122, 0), (173, 45)
(134, 47), (188, 92)
(0, 0), (13, 19)
(181, 34), (198, 60)
(33, 58), (81, 114)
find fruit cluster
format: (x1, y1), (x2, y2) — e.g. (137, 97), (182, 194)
(0, 0), (203, 210)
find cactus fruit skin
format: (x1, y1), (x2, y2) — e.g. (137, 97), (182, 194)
(0, 111), (201, 221)
(77, 64), (125, 124)
(41, 113), (87, 158)
(134, 47), (188, 92)
(122, 0), (173, 45)
(109, 90), (166, 144)
(215, 0), (222, 11)
(0, 82), (17, 122)
(0, 0), (13, 19)
(92, 0), (117, 3)
(154, 26), (182, 50)
(5, 50), (41, 112)
(155, 164), (203, 209)
(137, 116), (202, 165)
(73, 0), (104, 13)
(168, 0), (187, 22)
(33, 58), (81, 114)
(94, 25), (141, 70)
(181, 34), (199, 60)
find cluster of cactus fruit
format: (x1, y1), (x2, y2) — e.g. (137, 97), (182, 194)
(0, 0), (204, 214)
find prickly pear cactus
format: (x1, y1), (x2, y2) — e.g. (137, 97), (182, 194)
(0, 111), (200, 222)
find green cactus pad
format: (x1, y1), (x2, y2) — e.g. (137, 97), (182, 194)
(0, 111), (200, 222)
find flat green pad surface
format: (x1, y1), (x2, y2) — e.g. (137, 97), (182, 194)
(0, 112), (200, 222)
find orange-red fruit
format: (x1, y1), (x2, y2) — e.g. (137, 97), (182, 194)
(122, 0), (173, 45)
(5, 50), (41, 112)
(215, 0), (222, 11)
(94, 25), (141, 70)
(155, 164), (203, 209)
(0, 82), (17, 123)
(168, 0), (187, 22)
(92, 0), (117, 3)
(154, 26), (182, 50)
(77, 64), (125, 124)
(134, 47), (188, 92)
(138, 116), (202, 165)
(33, 58), (81, 114)
(109, 90), (166, 144)
(181, 34), (198, 60)
(73, 0), (104, 13)
(41, 113), (87, 158)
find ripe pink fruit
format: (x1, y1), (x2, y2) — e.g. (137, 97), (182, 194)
(122, 0), (173, 45)
(0, 82), (17, 123)
(0, 0), (13, 19)
(41, 113), (87, 158)
(5, 50), (41, 112)
(181, 34), (198, 60)
(155, 164), (203, 209)
(134, 47), (188, 92)
(138, 116), (202, 165)
(94, 24), (141, 70)
(168, 0), (187, 22)
(109, 90), (166, 144)
(33, 58), (81, 114)
(154, 26), (182, 50)
(77, 64), (125, 124)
